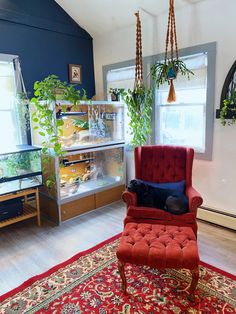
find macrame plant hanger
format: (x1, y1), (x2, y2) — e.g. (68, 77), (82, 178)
(165, 0), (179, 103)
(134, 11), (143, 91)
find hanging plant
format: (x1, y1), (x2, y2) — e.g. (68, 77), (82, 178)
(122, 86), (153, 146)
(122, 11), (154, 146)
(151, 0), (194, 103)
(151, 59), (194, 87)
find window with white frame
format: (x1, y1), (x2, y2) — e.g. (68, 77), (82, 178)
(0, 55), (27, 151)
(155, 53), (208, 153)
(106, 66), (135, 143)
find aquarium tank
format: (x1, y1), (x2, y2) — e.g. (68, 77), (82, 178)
(0, 145), (42, 195)
(56, 101), (124, 149)
(59, 146), (124, 201)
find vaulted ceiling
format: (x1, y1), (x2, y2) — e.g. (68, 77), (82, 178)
(55, 0), (207, 37)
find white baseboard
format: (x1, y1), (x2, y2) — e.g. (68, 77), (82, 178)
(197, 206), (236, 230)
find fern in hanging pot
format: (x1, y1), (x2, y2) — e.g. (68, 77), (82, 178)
(151, 0), (194, 103)
(151, 59), (194, 102)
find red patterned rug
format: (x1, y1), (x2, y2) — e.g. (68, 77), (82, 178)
(0, 234), (235, 314)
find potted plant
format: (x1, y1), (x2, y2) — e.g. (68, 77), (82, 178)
(220, 90), (236, 126)
(109, 88), (124, 101)
(151, 59), (194, 88)
(121, 85), (153, 146)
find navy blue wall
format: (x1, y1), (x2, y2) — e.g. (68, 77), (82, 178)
(0, 0), (95, 97)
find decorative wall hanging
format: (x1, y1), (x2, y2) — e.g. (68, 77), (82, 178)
(151, 0), (193, 103)
(121, 11), (153, 146)
(216, 61), (236, 125)
(69, 64), (82, 84)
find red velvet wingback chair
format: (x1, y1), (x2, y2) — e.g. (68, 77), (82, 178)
(122, 145), (203, 235)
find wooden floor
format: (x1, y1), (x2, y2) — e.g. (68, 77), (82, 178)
(0, 200), (236, 296)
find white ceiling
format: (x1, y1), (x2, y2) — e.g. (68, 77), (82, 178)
(55, 0), (207, 37)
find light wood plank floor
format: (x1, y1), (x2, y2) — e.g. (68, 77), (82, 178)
(0, 201), (235, 296)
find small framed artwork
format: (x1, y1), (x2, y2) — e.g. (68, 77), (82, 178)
(69, 64), (82, 84)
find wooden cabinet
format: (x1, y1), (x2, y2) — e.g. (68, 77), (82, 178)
(0, 188), (40, 228)
(61, 194), (95, 221)
(95, 185), (125, 208)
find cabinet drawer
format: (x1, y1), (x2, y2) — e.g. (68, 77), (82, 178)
(95, 185), (125, 208)
(61, 194), (95, 221)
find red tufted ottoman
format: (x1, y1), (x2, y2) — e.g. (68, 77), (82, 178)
(116, 223), (199, 297)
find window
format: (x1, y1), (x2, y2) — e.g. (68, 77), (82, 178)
(106, 66), (135, 143)
(0, 55), (27, 151)
(103, 43), (216, 160)
(155, 53), (208, 153)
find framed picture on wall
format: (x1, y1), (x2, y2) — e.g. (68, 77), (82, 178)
(69, 64), (82, 84)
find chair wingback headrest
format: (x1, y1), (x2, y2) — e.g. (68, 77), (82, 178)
(135, 145), (194, 186)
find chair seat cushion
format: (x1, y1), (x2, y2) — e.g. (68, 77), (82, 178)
(127, 205), (196, 223)
(117, 223), (199, 269)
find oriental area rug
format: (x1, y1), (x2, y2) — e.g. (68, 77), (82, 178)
(0, 234), (235, 314)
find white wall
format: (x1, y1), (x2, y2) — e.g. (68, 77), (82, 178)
(93, 0), (236, 215)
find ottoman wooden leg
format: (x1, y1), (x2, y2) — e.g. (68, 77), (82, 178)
(118, 261), (127, 294)
(188, 266), (199, 301)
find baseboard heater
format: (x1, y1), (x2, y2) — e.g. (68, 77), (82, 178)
(197, 205), (236, 231)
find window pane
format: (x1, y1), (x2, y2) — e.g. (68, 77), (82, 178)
(0, 58), (28, 148)
(0, 111), (17, 149)
(0, 62), (16, 110)
(158, 88), (207, 105)
(107, 66), (135, 144)
(156, 53), (207, 153)
(159, 104), (206, 152)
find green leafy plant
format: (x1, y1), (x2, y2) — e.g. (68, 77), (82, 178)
(121, 86), (154, 146)
(109, 88), (125, 94)
(5, 151), (40, 176)
(220, 90), (236, 126)
(72, 119), (89, 129)
(31, 75), (88, 189)
(151, 59), (194, 87)
(109, 88), (125, 101)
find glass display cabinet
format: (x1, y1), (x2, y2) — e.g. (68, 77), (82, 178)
(0, 145), (42, 196)
(32, 101), (124, 150)
(59, 145), (124, 201)
(31, 101), (125, 224)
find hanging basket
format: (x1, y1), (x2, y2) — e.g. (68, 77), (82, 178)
(150, 0), (194, 102)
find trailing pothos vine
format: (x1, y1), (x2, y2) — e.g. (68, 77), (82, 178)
(31, 75), (87, 189)
(121, 86), (153, 146)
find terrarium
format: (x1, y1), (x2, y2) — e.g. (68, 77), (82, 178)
(56, 101), (124, 149)
(59, 146), (124, 201)
(0, 145), (42, 195)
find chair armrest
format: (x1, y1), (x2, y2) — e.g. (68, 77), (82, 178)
(185, 186), (203, 214)
(122, 191), (137, 207)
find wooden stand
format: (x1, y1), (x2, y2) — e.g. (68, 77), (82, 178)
(0, 188), (41, 228)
